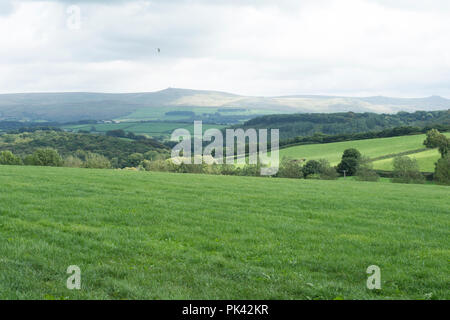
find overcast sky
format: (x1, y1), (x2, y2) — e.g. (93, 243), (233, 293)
(1, 0), (450, 97)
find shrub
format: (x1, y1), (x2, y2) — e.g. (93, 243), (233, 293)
(83, 153), (111, 169)
(240, 164), (261, 177)
(355, 157), (379, 182)
(320, 166), (338, 180)
(141, 159), (175, 172)
(302, 160), (322, 179)
(126, 153), (144, 167)
(26, 148), (63, 167)
(434, 155), (450, 185)
(278, 157), (303, 179)
(392, 156), (424, 184)
(0, 151), (22, 165)
(220, 164), (238, 176)
(63, 155), (83, 168)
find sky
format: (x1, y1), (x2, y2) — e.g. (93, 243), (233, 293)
(1, 0), (450, 97)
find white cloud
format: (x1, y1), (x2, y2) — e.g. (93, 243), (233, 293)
(0, 0), (450, 97)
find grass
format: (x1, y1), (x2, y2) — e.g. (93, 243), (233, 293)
(118, 106), (281, 122)
(280, 133), (450, 172)
(372, 149), (443, 172)
(0, 165), (448, 300)
(62, 122), (226, 139)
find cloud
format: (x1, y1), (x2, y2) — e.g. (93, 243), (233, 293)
(0, 0), (450, 97)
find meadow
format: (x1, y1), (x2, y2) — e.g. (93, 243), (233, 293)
(117, 106), (282, 122)
(280, 133), (450, 172)
(62, 122), (226, 140)
(0, 165), (448, 299)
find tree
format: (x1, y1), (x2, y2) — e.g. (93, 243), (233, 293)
(342, 148), (362, 160)
(126, 153), (144, 167)
(27, 148), (62, 167)
(278, 157), (303, 179)
(392, 156), (424, 184)
(106, 129), (126, 138)
(337, 148), (361, 176)
(0, 151), (22, 165)
(423, 129), (449, 158)
(434, 155), (450, 185)
(302, 160), (322, 178)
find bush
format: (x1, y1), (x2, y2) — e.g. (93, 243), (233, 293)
(220, 164), (238, 176)
(320, 166), (338, 180)
(63, 155), (83, 168)
(355, 157), (379, 182)
(434, 156), (450, 185)
(140, 159), (175, 172)
(302, 160), (322, 178)
(240, 164), (261, 177)
(83, 153), (111, 169)
(0, 151), (22, 165)
(26, 148), (63, 167)
(278, 157), (303, 179)
(392, 156), (424, 184)
(126, 153), (144, 167)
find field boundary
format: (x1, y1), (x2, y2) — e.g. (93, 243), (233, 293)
(369, 148), (428, 162)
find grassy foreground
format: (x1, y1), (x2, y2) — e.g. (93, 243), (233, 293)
(0, 165), (448, 300)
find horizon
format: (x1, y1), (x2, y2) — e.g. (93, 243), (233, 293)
(0, 87), (449, 100)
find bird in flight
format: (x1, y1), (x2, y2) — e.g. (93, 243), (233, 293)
(157, 48), (161, 53)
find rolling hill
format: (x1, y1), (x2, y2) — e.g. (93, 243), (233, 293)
(0, 165), (448, 299)
(279, 132), (450, 172)
(1, 88), (450, 122)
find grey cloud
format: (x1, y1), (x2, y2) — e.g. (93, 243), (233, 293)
(0, 1), (14, 15)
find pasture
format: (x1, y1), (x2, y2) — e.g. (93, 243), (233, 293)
(0, 165), (448, 299)
(280, 133), (450, 172)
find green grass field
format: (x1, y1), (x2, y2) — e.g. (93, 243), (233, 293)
(62, 122), (226, 140)
(372, 149), (442, 172)
(118, 106), (281, 122)
(0, 165), (448, 300)
(280, 133), (450, 172)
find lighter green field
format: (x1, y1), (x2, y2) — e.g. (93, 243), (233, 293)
(0, 166), (448, 300)
(372, 149), (442, 172)
(62, 122), (225, 139)
(119, 106), (281, 122)
(280, 133), (450, 172)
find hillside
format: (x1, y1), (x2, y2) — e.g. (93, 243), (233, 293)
(279, 132), (450, 172)
(241, 110), (450, 140)
(0, 130), (168, 167)
(0, 166), (448, 299)
(1, 88), (450, 122)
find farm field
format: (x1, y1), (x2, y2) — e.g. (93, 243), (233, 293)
(372, 149), (442, 172)
(279, 133), (450, 172)
(62, 122), (226, 140)
(117, 106), (283, 122)
(0, 165), (448, 299)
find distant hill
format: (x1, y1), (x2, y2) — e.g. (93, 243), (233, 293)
(237, 110), (450, 140)
(1, 88), (450, 122)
